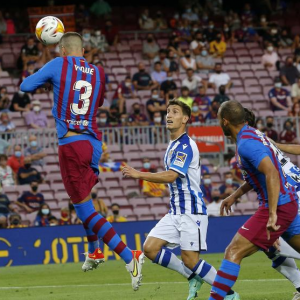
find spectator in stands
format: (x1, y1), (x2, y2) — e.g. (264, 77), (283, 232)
(174, 19), (191, 42)
(0, 154), (14, 187)
(128, 103), (149, 126)
(24, 100), (49, 129)
(160, 71), (177, 98)
(208, 63), (232, 91)
(16, 181), (45, 213)
(143, 33), (159, 59)
(204, 21), (217, 42)
(59, 207), (71, 225)
(17, 157), (42, 185)
(279, 28), (293, 48)
(106, 203), (127, 223)
(255, 117), (265, 131)
(197, 47), (215, 74)
(241, 3), (255, 23)
(178, 86), (194, 108)
(280, 56), (300, 86)
(222, 23), (234, 45)
(90, 30), (109, 53)
(292, 76), (300, 103)
(213, 85), (231, 104)
(268, 77), (292, 112)
(18, 37), (39, 70)
(153, 49), (170, 72)
(0, 87), (10, 112)
(289, 102), (300, 118)
(209, 32), (227, 57)
(91, 187), (108, 217)
(112, 76), (136, 114)
(190, 31), (206, 58)
(233, 22), (259, 43)
(190, 101), (205, 124)
(151, 111), (166, 125)
(151, 62), (167, 85)
(0, 137), (10, 155)
(193, 86), (211, 117)
(9, 90), (31, 113)
(205, 100), (220, 121)
(168, 34), (184, 57)
(280, 119), (297, 143)
(132, 62), (159, 91)
(206, 196), (223, 217)
(180, 49), (197, 71)
(146, 89), (167, 122)
(0, 188), (16, 228)
(264, 27), (281, 48)
(7, 213), (27, 229)
(138, 9), (155, 30)
(167, 49), (179, 73)
(181, 4), (199, 23)
(19, 61), (36, 85)
(230, 156), (244, 185)
(24, 135), (46, 167)
(219, 172), (240, 199)
(7, 145), (24, 174)
(34, 203), (51, 227)
(154, 10), (168, 30)
(265, 116), (279, 142)
(102, 19), (119, 46)
(69, 203), (81, 225)
(0, 11), (6, 43)
(200, 173), (213, 204)
(49, 216), (59, 226)
(0, 112), (15, 137)
(142, 166), (169, 197)
(181, 68), (204, 95)
(261, 44), (279, 71)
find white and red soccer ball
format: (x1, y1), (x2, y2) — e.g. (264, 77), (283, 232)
(35, 16), (65, 45)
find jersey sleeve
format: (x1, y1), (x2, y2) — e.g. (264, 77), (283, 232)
(238, 139), (270, 169)
(169, 146), (193, 177)
(20, 58), (59, 92)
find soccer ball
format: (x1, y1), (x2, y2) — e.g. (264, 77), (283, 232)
(35, 16), (65, 45)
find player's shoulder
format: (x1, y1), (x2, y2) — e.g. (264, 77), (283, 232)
(178, 134), (198, 153)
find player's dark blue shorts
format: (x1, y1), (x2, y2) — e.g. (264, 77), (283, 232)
(58, 134), (102, 203)
(283, 211), (300, 241)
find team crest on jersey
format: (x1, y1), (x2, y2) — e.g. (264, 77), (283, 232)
(173, 151), (187, 167)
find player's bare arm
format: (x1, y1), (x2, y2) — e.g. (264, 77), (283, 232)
(122, 166), (179, 184)
(220, 182), (253, 216)
(258, 156), (281, 239)
(275, 143), (300, 155)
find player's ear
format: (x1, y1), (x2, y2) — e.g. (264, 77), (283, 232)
(223, 118), (229, 126)
(82, 48), (85, 56)
(182, 115), (189, 125)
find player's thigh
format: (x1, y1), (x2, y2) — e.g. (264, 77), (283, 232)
(282, 213), (300, 249)
(146, 214), (180, 249)
(225, 232), (259, 264)
(287, 235), (300, 252)
(179, 214), (208, 252)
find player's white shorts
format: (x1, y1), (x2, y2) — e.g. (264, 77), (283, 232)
(147, 213), (208, 251)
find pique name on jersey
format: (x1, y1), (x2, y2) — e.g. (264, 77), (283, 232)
(75, 65), (94, 75)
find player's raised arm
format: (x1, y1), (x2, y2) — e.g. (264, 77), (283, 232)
(20, 58), (58, 92)
(275, 143), (300, 155)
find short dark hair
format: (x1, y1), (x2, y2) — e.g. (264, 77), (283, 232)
(225, 171), (232, 176)
(244, 107), (256, 127)
(154, 61), (162, 66)
(111, 203), (120, 208)
(186, 68), (194, 72)
(181, 86), (189, 92)
(167, 99), (191, 119)
(0, 154), (7, 161)
(219, 100), (245, 126)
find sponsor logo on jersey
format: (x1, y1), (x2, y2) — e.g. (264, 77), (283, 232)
(183, 144), (188, 150)
(65, 119), (89, 126)
(190, 242), (194, 246)
(196, 220), (200, 226)
(173, 151), (187, 168)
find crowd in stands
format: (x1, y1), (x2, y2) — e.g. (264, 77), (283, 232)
(1, 1), (300, 226)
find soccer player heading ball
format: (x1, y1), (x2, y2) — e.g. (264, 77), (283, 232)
(20, 32), (144, 291)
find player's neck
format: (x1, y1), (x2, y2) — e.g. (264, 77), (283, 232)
(170, 128), (186, 141)
(231, 124), (245, 143)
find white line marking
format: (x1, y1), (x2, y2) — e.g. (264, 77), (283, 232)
(0, 279), (289, 290)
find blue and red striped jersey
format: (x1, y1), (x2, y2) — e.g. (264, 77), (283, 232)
(236, 125), (296, 207)
(20, 56), (105, 141)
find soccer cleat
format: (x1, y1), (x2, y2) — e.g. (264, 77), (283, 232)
(292, 292), (300, 300)
(125, 250), (145, 291)
(224, 292), (240, 300)
(187, 275), (204, 300)
(82, 248), (105, 272)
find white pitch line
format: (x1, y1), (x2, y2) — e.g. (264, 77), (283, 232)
(0, 279), (289, 290)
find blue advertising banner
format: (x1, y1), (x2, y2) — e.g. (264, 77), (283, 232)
(0, 216), (250, 267)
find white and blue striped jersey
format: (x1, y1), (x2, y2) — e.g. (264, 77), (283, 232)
(164, 132), (207, 215)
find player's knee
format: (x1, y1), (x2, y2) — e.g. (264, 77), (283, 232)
(143, 240), (159, 260)
(224, 242), (240, 261)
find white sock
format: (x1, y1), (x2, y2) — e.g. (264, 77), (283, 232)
(277, 238), (300, 260)
(272, 256), (300, 289)
(153, 249), (192, 278)
(191, 259), (217, 285)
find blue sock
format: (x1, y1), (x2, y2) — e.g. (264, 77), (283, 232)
(83, 224), (99, 253)
(74, 200), (133, 264)
(209, 259), (240, 300)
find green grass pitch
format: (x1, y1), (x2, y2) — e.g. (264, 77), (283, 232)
(0, 252), (296, 300)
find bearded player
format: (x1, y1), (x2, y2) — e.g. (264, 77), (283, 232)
(20, 32), (144, 291)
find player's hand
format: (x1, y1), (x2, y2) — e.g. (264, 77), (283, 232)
(220, 195), (236, 216)
(122, 166), (140, 179)
(266, 214), (281, 240)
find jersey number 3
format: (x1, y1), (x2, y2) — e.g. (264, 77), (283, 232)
(70, 80), (92, 115)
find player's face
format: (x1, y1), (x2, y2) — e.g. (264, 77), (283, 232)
(218, 108), (232, 137)
(166, 105), (187, 131)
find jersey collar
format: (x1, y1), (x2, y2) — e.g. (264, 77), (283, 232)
(236, 124), (248, 142)
(170, 132), (187, 143)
